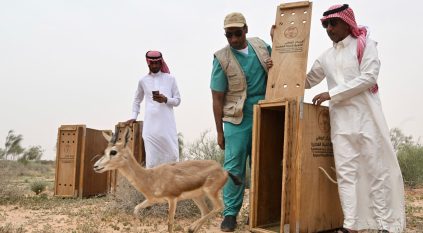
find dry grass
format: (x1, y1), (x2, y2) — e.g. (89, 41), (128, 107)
(405, 187), (423, 232)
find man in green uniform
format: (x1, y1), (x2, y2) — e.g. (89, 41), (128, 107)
(210, 12), (273, 232)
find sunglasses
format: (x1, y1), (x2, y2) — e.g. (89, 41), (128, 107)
(224, 29), (243, 38)
(149, 60), (162, 65)
(322, 18), (338, 28)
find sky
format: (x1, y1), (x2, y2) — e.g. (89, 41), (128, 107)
(0, 0), (422, 160)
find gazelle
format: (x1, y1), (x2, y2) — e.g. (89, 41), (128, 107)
(93, 127), (241, 233)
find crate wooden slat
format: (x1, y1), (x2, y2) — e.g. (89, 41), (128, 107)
(265, 1), (312, 100)
(54, 125), (111, 197)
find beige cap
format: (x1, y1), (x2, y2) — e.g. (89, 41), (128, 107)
(224, 12), (246, 28)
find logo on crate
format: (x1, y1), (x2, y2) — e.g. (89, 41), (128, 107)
(59, 144), (75, 162)
(64, 144), (71, 153)
(284, 26), (298, 38)
(318, 109), (330, 133)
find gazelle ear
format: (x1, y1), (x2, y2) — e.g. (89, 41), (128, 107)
(102, 130), (113, 142)
(124, 126), (131, 147)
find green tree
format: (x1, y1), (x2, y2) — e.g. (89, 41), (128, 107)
(390, 128), (423, 186)
(20, 145), (44, 161)
(184, 130), (224, 165)
(397, 144), (423, 187)
(0, 130), (24, 160)
(390, 127), (414, 152)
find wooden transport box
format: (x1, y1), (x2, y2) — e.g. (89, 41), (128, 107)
(249, 1), (343, 232)
(54, 125), (111, 197)
(250, 100), (343, 233)
(109, 121), (145, 193)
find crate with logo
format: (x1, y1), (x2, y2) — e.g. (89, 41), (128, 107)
(249, 1), (343, 233)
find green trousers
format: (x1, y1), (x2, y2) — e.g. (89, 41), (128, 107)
(222, 116), (252, 217)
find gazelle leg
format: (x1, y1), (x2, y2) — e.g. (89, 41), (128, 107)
(188, 192), (223, 233)
(167, 198), (177, 233)
(192, 197), (210, 217)
(134, 199), (154, 216)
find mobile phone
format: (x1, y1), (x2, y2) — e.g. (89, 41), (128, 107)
(152, 90), (159, 95)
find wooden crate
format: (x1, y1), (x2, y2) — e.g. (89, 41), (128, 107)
(109, 121), (145, 193)
(54, 125), (111, 197)
(250, 100), (343, 233)
(250, 1), (343, 232)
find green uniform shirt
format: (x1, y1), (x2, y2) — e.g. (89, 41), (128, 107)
(210, 41), (271, 119)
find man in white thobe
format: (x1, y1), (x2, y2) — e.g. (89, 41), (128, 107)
(126, 50), (181, 168)
(306, 4), (405, 233)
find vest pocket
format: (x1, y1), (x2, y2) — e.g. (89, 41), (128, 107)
(228, 76), (243, 91)
(223, 94), (242, 117)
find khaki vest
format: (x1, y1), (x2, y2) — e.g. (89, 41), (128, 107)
(214, 37), (270, 124)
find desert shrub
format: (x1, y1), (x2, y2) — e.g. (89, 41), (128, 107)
(0, 161), (26, 201)
(107, 174), (145, 213)
(17, 157), (29, 165)
(0, 160), (54, 204)
(0, 184), (25, 203)
(106, 173), (200, 219)
(183, 130), (224, 165)
(27, 161), (54, 176)
(38, 160), (55, 165)
(398, 144), (423, 187)
(76, 222), (100, 233)
(0, 223), (24, 233)
(30, 180), (47, 195)
(0, 160), (26, 176)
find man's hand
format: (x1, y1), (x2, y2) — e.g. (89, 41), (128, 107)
(125, 119), (136, 125)
(312, 92), (331, 106)
(217, 132), (225, 150)
(265, 58), (273, 69)
(153, 93), (168, 103)
(270, 25), (276, 41)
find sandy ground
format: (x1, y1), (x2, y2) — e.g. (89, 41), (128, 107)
(0, 203), (234, 233)
(0, 204), (241, 233)
(0, 189), (250, 233)
(0, 189), (422, 233)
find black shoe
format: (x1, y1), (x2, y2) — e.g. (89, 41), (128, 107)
(220, 215), (237, 232)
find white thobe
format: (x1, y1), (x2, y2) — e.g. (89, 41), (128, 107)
(131, 71), (181, 168)
(306, 35), (405, 232)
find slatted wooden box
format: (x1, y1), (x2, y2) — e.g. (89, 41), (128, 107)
(109, 121), (145, 193)
(249, 1), (343, 232)
(250, 100), (343, 233)
(54, 125), (111, 197)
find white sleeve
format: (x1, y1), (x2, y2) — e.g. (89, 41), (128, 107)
(329, 40), (380, 103)
(131, 79), (144, 119)
(306, 58), (326, 89)
(165, 77), (181, 107)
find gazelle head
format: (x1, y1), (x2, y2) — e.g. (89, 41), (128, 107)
(93, 126), (131, 173)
